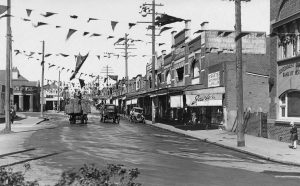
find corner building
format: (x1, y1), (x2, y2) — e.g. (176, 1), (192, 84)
(269, 0), (300, 142)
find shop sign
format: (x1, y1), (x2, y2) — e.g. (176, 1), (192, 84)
(208, 71), (220, 87)
(170, 95), (183, 108)
(126, 98), (137, 105)
(278, 62), (300, 96)
(186, 93), (222, 106)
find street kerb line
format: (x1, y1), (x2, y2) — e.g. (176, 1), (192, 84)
(0, 148), (36, 158)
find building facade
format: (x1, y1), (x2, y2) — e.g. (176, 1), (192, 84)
(269, 0), (300, 142)
(102, 22), (269, 133)
(0, 68), (40, 112)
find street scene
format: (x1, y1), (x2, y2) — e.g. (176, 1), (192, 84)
(1, 0), (300, 185)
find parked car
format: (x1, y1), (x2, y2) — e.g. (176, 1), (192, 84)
(100, 104), (120, 124)
(129, 107), (145, 123)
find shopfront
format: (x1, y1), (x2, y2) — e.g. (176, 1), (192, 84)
(126, 98), (137, 115)
(185, 87), (225, 127)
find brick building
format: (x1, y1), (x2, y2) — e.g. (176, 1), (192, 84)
(269, 0), (300, 142)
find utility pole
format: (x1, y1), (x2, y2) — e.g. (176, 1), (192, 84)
(115, 33), (137, 93)
(4, 0), (12, 132)
(138, 0), (163, 124)
(57, 69), (61, 111)
(100, 65), (114, 87)
(235, 0), (245, 147)
(40, 41), (45, 118)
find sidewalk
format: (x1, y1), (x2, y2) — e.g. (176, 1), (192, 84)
(143, 120), (300, 167)
(0, 115), (49, 155)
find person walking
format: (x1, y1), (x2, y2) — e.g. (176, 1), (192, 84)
(289, 121), (298, 149)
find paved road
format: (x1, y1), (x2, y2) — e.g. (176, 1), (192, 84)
(9, 112), (300, 185)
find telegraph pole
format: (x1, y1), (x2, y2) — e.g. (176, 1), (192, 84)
(40, 41), (45, 118)
(4, 0), (12, 132)
(115, 33), (137, 92)
(151, 0), (156, 90)
(57, 69), (61, 111)
(235, 0), (245, 147)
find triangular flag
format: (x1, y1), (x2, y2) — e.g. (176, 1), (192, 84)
(114, 37), (125, 45)
(79, 79), (85, 88)
(129, 23), (136, 29)
(70, 52), (89, 80)
(22, 18), (31, 22)
(0, 5), (8, 15)
(45, 54), (52, 57)
(41, 12), (56, 17)
(111, 21), (118, 31)
(87, 18), (98, 22)
(48, 64), (55, 69)
(70, 15), (78, 19)
(0, 14), (13, 19)
(14, 50), (21, 55)
(83, 32), (89, 36)
(34, 22), (48, 27)
(107, 36), (114, 39)
(26, 9), (32, 17)
(159, 26), (172, 35)
(66, 29), (77, 41)
(56, 25), (61, 28)
(155, 14), (184, 26)
(158, 43), (165, 46)
(60, 53), (69, 57)
(90, 33), (101, 37)
(96, 55), (101, 61)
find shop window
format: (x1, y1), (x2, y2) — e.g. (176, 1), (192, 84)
(279, 91), (300, 118)
(176, 67), (184, 82)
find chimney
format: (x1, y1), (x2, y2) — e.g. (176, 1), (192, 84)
(185, 20), (191, 42)
(171, 31), (177, 51)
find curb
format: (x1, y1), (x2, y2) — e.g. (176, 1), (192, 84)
(143, 120), (300, 167)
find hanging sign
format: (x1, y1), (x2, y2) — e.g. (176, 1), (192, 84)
(208, 71), (220, 87)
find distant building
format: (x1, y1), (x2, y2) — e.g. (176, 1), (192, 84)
(0, 67), (40, 112)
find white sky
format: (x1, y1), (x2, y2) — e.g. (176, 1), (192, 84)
(0, 0), (270, 85)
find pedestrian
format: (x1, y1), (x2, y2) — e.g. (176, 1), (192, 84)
(10, 106), (16, 124)
(289, 121), (298, 149)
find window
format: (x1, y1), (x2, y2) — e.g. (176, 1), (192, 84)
(176, 67), (184, 81)
(279, 91), (300, 118)
(166, 71), (171, 85)
(191, 60), (200, 78)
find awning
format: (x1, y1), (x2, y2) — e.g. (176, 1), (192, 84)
(185, 86), (225, 95)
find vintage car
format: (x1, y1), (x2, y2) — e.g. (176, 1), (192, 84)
(100, 104), (120, 124)
(129, 107), (145, 123)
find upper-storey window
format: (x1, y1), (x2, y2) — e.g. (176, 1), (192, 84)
(165, 70), (171, 85)
(279, 91), (300, 118)
(277, 23), (299, 60)
(191, 60), (200, 78)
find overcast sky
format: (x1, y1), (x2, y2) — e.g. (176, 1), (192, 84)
(0, 0), (270, 85)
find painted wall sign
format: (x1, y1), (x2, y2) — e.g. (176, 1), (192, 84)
(186, 93), (222, 106)
(278, 62), (300, 96)
(208, 71), (220, 87)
